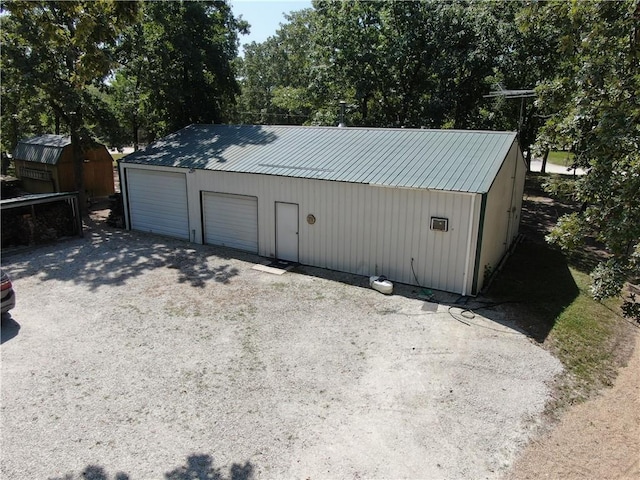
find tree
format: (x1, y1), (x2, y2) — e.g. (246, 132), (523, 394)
(536, 0), (640, 319)
(117, 0), (248, 141)
(109, 22), (148, 150)
(235, 9), (316, 124)
(241, 0), (546, 134)
(1, 0), (139, 213)
(470, 0), (565, 169)
(0, 52), (53, 155)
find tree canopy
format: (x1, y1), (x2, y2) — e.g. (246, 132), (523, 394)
(535, 0), (640, 316)
(1, 0), (140, 211)
(128, 0), (247, 141)
(236, 0), (551, 153)
(1, 0), (248, 150)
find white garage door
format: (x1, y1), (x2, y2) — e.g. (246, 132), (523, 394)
(127, 169), (189, 240)
(203, 192), (258, 253)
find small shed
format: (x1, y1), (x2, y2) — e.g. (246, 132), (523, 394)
(119, 125), (526, 295)
(13, 134), (115, 198)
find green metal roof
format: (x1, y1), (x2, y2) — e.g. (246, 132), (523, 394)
(13, 134), (71, 165)
(122, 124), (518, 194)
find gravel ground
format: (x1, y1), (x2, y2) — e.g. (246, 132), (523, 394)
(1, 220), (562, 480)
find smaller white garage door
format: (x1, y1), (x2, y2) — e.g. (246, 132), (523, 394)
(127, 169), (189, 240)
(203, 192), (258, 253)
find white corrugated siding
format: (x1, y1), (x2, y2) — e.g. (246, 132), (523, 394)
(476, 140), (525, 291)
(126, 169), (189, 240)
(182, 170), (477, 294)
(508, 147), (527, 242)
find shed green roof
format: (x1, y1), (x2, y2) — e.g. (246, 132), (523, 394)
(122, 124), (518, 194)
(13, 134), (71, 165)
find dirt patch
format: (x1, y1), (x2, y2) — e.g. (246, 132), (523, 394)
(506, 330), (640, 480)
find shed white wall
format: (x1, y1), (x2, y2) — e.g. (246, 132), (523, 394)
(474, 140), (526, 292)
(509, 147), (526, 242)
(120, 163), (481, 294)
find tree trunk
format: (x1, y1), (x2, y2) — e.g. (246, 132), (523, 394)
(453, 97), (467, 129)
(360, 94), (369, 124)
(541, 148), (550, 174)
(70, 128), (88, 217)
(525, 149), (532, 172)
(132, 116), (139, 151)
(133, 69), (142, 151)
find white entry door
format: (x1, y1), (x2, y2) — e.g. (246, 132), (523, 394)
(276, 202), (299, 262)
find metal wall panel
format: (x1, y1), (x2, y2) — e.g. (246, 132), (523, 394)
(508, 147), (527, 243)
(186, 170), (476, 294)
(476, 140), (525, 292)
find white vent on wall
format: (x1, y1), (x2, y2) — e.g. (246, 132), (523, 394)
(430, 217), (449, 232)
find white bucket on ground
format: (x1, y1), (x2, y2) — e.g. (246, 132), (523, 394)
(370, 276), (393, 295)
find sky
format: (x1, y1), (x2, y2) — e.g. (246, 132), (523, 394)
(230, 0), (313, 52)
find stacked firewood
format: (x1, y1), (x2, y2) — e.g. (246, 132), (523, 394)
(106, 193), (124, 228)
(1, 201), (75, 248)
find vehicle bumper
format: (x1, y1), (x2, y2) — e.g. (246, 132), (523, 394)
(1, 290), (16, 313)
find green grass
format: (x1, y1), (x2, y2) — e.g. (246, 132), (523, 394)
(111, 153), (128, 166)
(490, 241), (628, 410)
(488, 178), (633, 411)
(548, 268), (624, 400)
(546, 150), (575, 167)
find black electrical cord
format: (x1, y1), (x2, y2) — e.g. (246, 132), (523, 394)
(447, 302), (523, 334)
(410, 257), (436, 300)
(409, 256), (520, 334)
(410, 257), (422, 288)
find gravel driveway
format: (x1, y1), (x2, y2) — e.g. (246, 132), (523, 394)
(1, 220), (562, 480)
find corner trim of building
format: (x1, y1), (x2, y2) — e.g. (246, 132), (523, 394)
(471, 193), (488, 295)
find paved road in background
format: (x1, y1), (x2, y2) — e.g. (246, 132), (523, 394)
(529, 159), (587, 175)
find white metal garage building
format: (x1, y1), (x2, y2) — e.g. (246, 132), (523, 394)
(119, 124), (526, 295)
